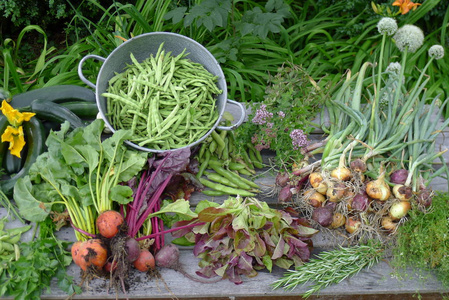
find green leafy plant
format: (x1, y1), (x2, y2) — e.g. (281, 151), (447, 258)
(172, 196), (319, 284)
(13, 119), (147, 240)
(0, 234), (81, 299)
(392, 192), (449, 287)
(235, 63), (333, 165)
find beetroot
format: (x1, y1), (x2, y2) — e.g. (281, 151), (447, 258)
(156, 244), (222, 283)
(125, 237), (140, 263)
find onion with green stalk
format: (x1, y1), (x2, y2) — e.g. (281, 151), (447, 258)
(288, 18), (449, 241)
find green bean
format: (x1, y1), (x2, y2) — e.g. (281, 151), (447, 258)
(202, 190), (227, 197)
(208, 162), (252, 190)
(205, 171), (239, 188)
(199, 178), (255, 197)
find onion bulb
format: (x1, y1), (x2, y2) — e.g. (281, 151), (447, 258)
(309, 172), (328, 194)
(390, 169), (409, 185)
(275, 172), (290, 187)
(345, 216), (361, 234)
(312, 206), (334, 227)
(417, 188), (433, 207)
(326, 181), (347, 202)
(389, 201), (411, 220)
(381, 216), (398, 232)
(329, 212), (346, 229)
(304, 189), (326, 207)
(366, 174), (391, 201)
(350, 158), (367, 173)
(351, 192), (369, 212)
(330, 166), (351, 181)
(278, 185), (293, 203)
(392, 184), (413, 201)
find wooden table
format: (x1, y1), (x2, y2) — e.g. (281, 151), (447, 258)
(2, 105), (449, 299)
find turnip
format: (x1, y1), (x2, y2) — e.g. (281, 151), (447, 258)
(155, 244), (222, 283)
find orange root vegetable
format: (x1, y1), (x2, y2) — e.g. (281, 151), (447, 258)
(77, 239), (108, 271)
(71, 241), (84, 266)
(133, 249), (156, 272)
(96, 210), (124, 238)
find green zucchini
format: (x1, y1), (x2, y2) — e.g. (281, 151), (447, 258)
(0, 115), (9, 173)
(30, 99), (86, 129)
(3, 149), (24, 174)
(59, 101), (99, 118)
(9, 85), (96, 108)
(0, 117), (46, 196)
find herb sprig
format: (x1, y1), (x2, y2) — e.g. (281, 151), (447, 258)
(272, 243), (383, 298)
(0, 233), (81, 300)
(392, 192), (449, 287)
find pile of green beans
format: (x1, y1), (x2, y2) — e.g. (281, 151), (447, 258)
(196, 126), (264, 197)
(102, 43), (222, 150)
(0, 219), (31, 265)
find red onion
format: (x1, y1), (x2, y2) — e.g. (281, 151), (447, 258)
(275, 172), (290, 187)
(417, 188), (433, 207)
(390, 169), (409, 185)
(312, 206), (334, 227)
(278, 185), (293, 203)
(350, 158), (367, 173)
(351, 192), (369, 212)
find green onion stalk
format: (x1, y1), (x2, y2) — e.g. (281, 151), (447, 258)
(305, 21), (448, 191)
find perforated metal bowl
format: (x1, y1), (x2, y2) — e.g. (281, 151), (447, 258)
(78, 32), (245, 153)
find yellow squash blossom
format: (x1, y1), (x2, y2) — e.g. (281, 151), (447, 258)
(0, 100), (36, 158)
(392, 0), (421, 15)
(1, 100), (35, 127)
(1, 125), (26, 158)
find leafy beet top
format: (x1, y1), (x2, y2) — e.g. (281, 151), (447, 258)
(172, 196), (319, 284)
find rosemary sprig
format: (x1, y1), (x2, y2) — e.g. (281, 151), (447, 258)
(272, 243), (384, 298)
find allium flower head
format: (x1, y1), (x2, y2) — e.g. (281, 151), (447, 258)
(428, 45), (445, 60)
(377, 17), (398, 36)
(394, 25), (424, 53)
(290, 129), (308, 150)
(385, 62), (401, 77)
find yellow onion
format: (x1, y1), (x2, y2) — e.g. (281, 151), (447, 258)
(329, 212), (346, 229)
(309, 172), (328, 194)
(366, 174), (391, 201)
(345, 216), (361, 234)
(326, 181), (347, 202)
(330, 166), (351, 181)
(389, 201), (411, 220)
(304, 189), (326, 207)
(381, 216), (398, 232)
(392, 184), (413, 201)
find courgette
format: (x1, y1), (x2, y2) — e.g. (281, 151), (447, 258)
(9, 85), (96, 108)
(59, 101), (99, 118)
(3, 149), (24, 174)
(0, 117), (46, 196)
(30, 99), (86, 129)
(0, 115), (9, 173)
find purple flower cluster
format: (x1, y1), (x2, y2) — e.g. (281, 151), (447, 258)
(252, 104), (273, 125)
(290, 129), (308, 150)
(278, 111), (285, 119)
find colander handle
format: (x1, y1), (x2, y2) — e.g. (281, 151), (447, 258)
(78, 54), (106, 89)
(216, 99), (247, 131)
